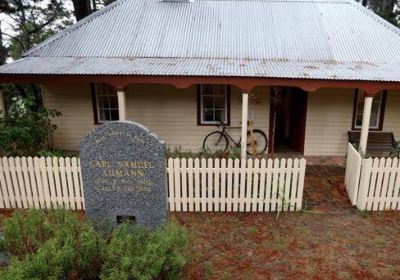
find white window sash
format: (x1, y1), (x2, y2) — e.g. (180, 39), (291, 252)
(354, 90), (383, 130)
(200, 85), (228, 124)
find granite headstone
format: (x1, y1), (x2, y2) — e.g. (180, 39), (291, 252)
(80, 121), (167, 228)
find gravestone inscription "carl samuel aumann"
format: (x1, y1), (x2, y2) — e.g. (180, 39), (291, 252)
(80, 121), (167, 228)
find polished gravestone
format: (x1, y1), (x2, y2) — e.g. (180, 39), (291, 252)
(80, 121), (167, 228)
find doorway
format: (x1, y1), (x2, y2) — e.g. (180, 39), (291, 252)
(269, 87), (308, 155)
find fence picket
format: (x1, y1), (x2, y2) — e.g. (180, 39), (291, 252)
(59, 158), (69, 209)
(187, 158), (194, 211)
(226, 159), (233, 212)
(214, 159), (220, 212)
(181, 158), (188, 212)
(194, 158), (200, 211)
(167, 158), (174, 211)
(239, 159), (246, 212)
(245, 159), (253, 212)
(46, 157), (56, 208)
(15, 157), (28, 208)
(21, 157), (33, 208)
(0, 158), (8, 208)
(201, 158), (207, 212)
(52, 157), (62, 207)
(252, 159), (260, 212)
(233, 159), (240, 212)
(220, 158), (226, 212)
(65, 157), (75, 210)
(258, 159), (266, 212)
(71, 158), (81, 210)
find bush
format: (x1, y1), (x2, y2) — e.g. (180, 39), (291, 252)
(0, 210), (188, 280)
(101, 223), (188, 280)
(0, 96), (61, 156)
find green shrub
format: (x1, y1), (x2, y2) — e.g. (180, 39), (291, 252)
(0, 210), (188, 280)
(101, 222), (188, 280)
(0, 96), (61, 157)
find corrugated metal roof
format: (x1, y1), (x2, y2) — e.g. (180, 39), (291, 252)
(2, 0), (400, 82)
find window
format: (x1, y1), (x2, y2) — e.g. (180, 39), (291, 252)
(92, 83), (119, 124)
(198, 84), (230, 125)
(353, 90), (386, 130)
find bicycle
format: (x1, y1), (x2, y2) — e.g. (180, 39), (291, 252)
(202, 121), (268, 155)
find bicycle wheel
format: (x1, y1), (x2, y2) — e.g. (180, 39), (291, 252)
(247, 129), (268, 155)
(203, 131), (229, 153)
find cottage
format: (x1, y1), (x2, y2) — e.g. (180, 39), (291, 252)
(1, 0), (400, 157)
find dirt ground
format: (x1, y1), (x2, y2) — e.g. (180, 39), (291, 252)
(1, 158), (400, 279)
(174, 211), (400, 280)
(174, 158), (400, 280)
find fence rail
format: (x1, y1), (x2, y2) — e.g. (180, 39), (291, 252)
(0, 156), (307, 213)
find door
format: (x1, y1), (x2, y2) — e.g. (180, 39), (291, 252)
(288, 88), (308, 154)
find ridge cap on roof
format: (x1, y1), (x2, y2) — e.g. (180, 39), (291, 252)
(23, 0), (127, 57)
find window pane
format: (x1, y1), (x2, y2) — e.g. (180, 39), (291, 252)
(203, 96), (214, 108)
(354, 90), (384, 129)
(99, 109), (108, 121)
(200, 84), (228, 123)
(109, 96), (119, 109)
(110, 109), (119, 121)
(203, 109), (214, 122)
(96, 83), (119, 123)
(214, 97), (226, 109)
(98, 96), (109, 109)
(215, 110), (225, 122)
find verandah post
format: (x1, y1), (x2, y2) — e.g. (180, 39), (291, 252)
(359, 93), (374, 155)
(241, 92), (249, 160)
(117, 89), (127, 121)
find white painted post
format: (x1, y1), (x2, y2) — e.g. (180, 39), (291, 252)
(0, 90), (5, 118)
(359, 95), (373, 155)
(241, 92), (249, 160)
(117, 89), (126, 121)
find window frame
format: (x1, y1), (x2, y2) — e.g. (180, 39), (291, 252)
(351, 89), (387, 131)
(91, 83), (120, 125)
(197, 84), (231, 126)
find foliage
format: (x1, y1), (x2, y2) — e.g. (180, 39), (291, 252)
(166, 146), (241, 159)
(0, 96), (61, 156)
(101, 223), (188, 280)
(0, 209), (188, 280)
(357, 0), (400, 26)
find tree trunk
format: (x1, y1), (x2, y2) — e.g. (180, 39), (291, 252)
(72, 0), (92, 21)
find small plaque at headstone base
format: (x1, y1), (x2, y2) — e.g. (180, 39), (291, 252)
(80, 121), (167, 229)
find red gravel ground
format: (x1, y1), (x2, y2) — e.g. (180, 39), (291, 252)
(174, 158), (400, 280)
(1, 158), (399, 279)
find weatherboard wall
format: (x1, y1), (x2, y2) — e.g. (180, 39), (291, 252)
(43, 84), (270, 152)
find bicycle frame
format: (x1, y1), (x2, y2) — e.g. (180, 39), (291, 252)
(219, 126), (242, 147)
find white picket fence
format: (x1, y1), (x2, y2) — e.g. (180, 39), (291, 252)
(167, 158), (306, 212)
(357, 157), (400, 211)
(0, 156), (307, 212)
(345, 144), (400, 211)
(0, 157), (84, 210)
(345, 143), (362, 205)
